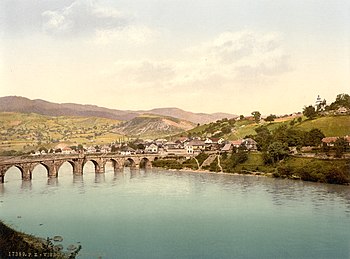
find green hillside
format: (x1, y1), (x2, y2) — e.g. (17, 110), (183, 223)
(296, 115), (350, 137)
(0, 112), (124, 153)
(181, 115), (350, 140)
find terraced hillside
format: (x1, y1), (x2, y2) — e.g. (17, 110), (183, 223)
(0, 112), (124, 152)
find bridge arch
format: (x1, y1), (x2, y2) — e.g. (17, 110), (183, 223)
(32, 162), (50, 179)
(3, 165), (23, 182)
(104, 159), (121, 172)
(57, 161), (75, 177)
(124, 158), (136, 168)
(83, 159), (104, 174)
(139, 157), (152, 168)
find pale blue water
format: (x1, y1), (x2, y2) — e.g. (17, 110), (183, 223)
(1, 162), (350, 258)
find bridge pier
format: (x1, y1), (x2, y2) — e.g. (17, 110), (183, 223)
(0, 165), (11, 183)
(43, 161), (59, 178)
(21, 164), (32, 181)
(96, 164), (105, 174)
(72, 159), (84, 175)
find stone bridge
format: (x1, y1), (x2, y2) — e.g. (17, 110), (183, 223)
(0, 153), (163, 183)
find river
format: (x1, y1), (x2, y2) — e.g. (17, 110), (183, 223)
(1, 162), (350, 258)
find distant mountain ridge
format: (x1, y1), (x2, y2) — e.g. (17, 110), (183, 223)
(0, 96), (237, 124)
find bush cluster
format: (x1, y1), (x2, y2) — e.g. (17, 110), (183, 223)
(274, 160), (349, 185)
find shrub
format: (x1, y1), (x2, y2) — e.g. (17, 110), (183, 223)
(152, 159), (183, 170)
(195, 152), (209, 165)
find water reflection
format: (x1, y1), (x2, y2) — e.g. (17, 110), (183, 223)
(0, 168), (349, 259)
(20, 180), (32, 191)
(47, 178), (59, 186)
(94, 173), (105, 184)
(1, 168), (350, 216)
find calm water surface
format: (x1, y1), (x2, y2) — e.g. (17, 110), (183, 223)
(1, 162), (350, 258)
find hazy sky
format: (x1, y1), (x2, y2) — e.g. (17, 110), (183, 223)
(0, 0), (349, 115)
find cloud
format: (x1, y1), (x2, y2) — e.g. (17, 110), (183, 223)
(99, 30), (293, 97)
(42, 0), (128, 36)
(94, 25), (157, 45)
(185, 30), (293, 87)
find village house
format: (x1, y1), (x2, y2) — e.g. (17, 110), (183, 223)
(336, 107), (349, 114)
(155, 139), (168, 145)
(62, 146), (75, 154)
(120, 146), (136, 155)
(144, 139), (154, 144)
(185, 140), (206, 154)
(231, 138), (258, 151)
(86, 146), (97, 153)
(204, 137), (225, 145)
(242, 138), (258, 151)
(164, 142), (186, 155)
(145, 143), (158, 154)
(231, 140), (243, 148)
(322, 136), (350, 147)
(100, 145), (111, 153)
(221, 143), (233, 152)
(174, 137), (189, 144)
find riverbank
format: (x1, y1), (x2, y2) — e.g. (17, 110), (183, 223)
(153, 154), (350, 185)
(0, 221), (72, 258)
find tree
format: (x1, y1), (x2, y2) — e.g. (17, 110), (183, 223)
(221, 125), (232, 134)
(239, 115), (245, 120)
(334, 137), (348, 158)
(254, 126), (272, 151)
(303, 105), (317, 119)
(265, 114), (276, 122)
(328, 93), (350, 110)
(111, 145), (118, 152)
(38, 146), (48, 153)
(334, 93), (350, 108)
(251, 111), (261, 123)
(266, 141), (289, 164)
(304, 128), (325, 146)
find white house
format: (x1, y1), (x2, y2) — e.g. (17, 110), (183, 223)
(86, 146), (97, 153)
(145, 143), (158, 153)
(185, 140), (206, 154)
(242, 138), (258, 151)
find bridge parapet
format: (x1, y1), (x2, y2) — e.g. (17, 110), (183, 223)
(0, 153), (164, 183)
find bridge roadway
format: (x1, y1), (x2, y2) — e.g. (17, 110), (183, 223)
(0, 153), (166, 183)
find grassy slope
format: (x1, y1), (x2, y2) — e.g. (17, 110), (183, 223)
(296, 115), (350, 137)
(227, 115), (350, 140)
(0, 112), (124, 151)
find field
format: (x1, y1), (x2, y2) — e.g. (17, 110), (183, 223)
(227, 115), (350, 140)
(296, 115), (350, 137)
(0, 112), (124, 152)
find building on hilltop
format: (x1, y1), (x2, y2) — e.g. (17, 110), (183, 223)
(315, 95), (322, 107)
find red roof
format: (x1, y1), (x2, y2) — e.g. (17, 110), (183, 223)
(322, 136), (350, 143)
(232, 140), (243, 145)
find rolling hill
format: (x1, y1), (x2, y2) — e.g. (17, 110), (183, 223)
(0, 96), (237, 124)
(0, 96), (138, 121)
(182, 115), (350, 141)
